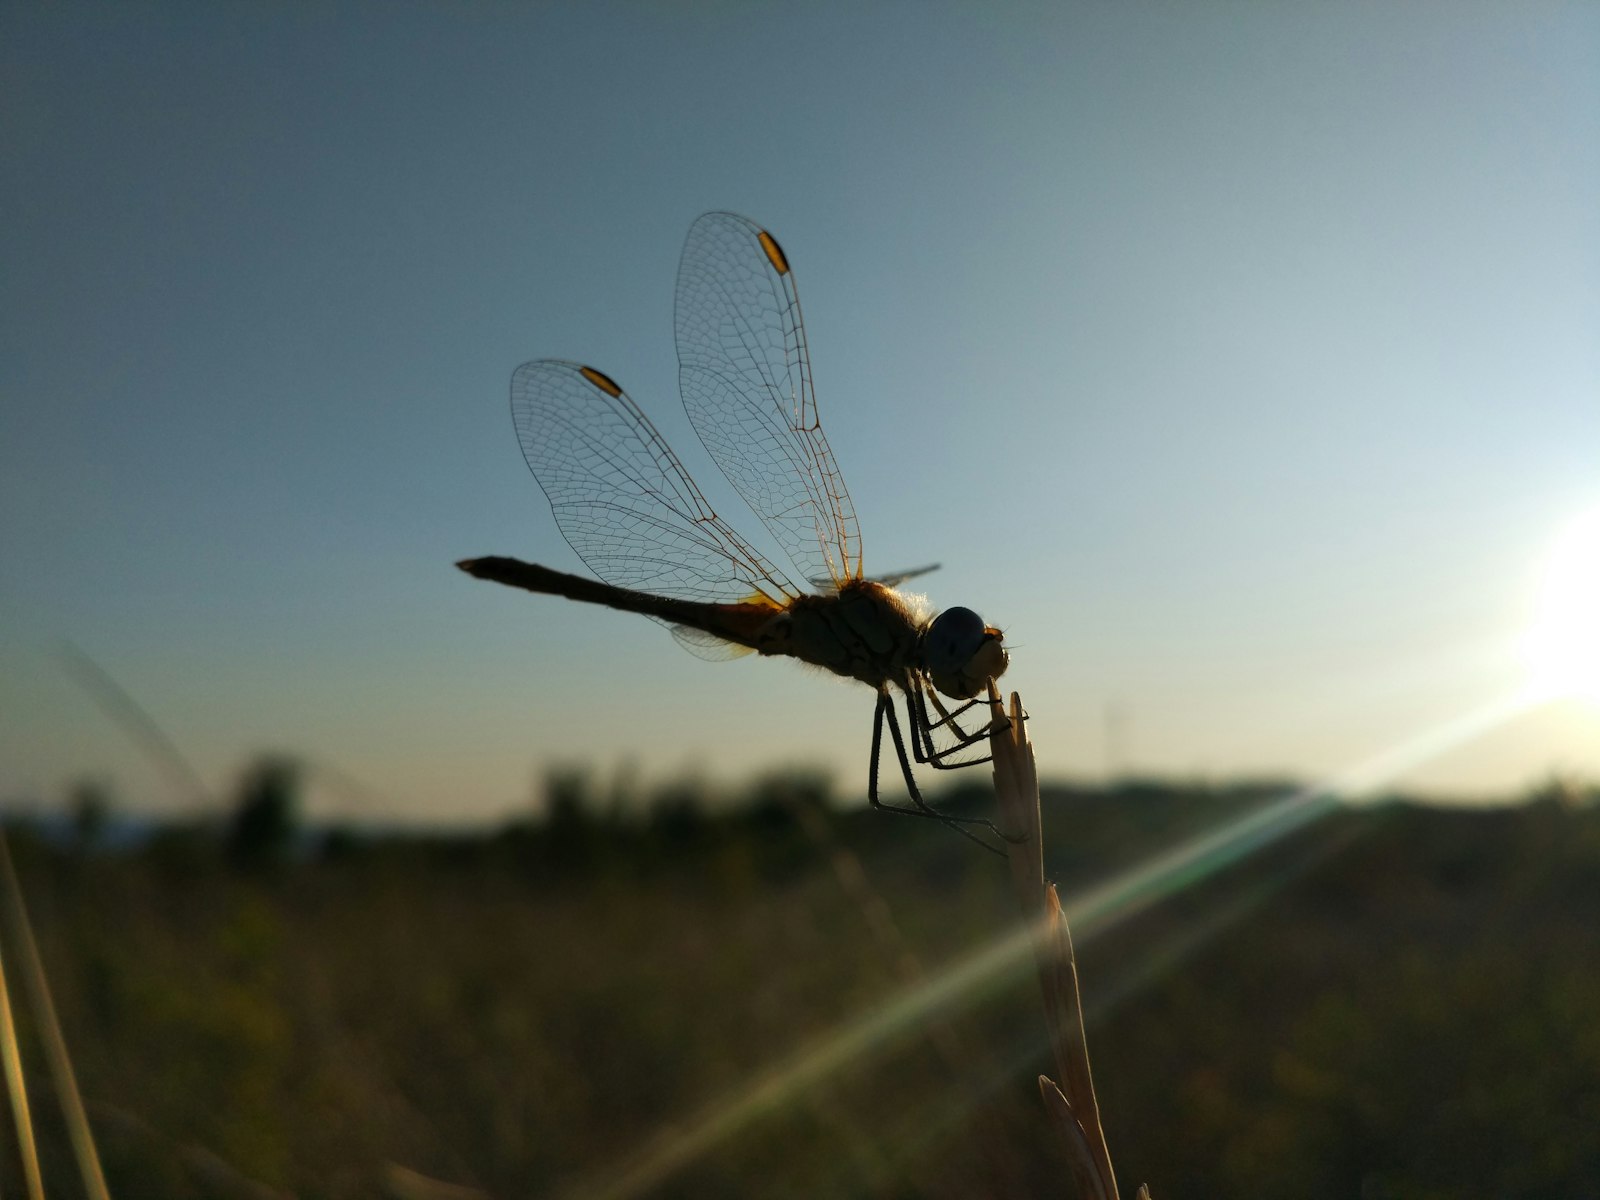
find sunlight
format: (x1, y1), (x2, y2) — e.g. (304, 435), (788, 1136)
(1524, 505), (1600, 705)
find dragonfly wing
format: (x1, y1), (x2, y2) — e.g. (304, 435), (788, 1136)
(675, 212), (864, 592)
(671, 624), (757, 661)
(810, 563), (941, 591)
(511, 360), (802, 610)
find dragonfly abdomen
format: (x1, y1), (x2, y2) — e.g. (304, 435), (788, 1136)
(457, 557), (782, 645)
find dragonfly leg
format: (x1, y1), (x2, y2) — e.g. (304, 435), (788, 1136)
(868, 690), (1008, 853)
(923, 681), (1028, 747)
(919, 691), (990, 736)
(908, 684), (1000, 770)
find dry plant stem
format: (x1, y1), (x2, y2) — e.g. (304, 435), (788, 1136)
(0, 826), (111, 1200)
(0, 924), (45, 1200)
(987, 681), (1131, 1200)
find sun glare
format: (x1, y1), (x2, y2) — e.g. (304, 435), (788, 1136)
(1525, 506), (1600, 705)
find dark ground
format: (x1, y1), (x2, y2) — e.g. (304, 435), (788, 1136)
(3, 774), (1597, 1199)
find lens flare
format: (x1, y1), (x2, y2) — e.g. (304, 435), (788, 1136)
(1525, 506), (1600, 705)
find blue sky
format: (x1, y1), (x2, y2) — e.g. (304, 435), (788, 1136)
(3, 1), (1597, 822)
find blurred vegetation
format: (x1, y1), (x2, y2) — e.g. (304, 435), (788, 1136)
(225, 756), (301, 874)
(0, 765), (1597, 1198)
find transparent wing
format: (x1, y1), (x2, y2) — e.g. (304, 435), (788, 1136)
(672, 625), (757, 661)
(675, 211), (864, 592)
(809, 563), (941, 591)
(511, 360), (803, 611)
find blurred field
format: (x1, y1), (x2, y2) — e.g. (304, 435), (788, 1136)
(3, 773), (1598, 1198)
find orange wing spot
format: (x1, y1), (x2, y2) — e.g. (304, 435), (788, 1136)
(737, 590), (787, 611)
(757, 230), (790, 275)
(578, 365), (623, 397)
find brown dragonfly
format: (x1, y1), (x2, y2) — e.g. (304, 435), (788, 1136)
(459, 212), (1012, 843)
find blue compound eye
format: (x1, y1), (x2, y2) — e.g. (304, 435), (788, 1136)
(924, 607), (1008, 700)
(926, 607), (985, 671)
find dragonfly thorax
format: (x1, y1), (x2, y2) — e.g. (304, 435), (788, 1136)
(922, 606), (1009, 700)
(760, 579), (928, 689)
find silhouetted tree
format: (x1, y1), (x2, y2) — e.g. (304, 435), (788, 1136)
(226, 755), (300, 872)
(69, 777), (113, 853)
(647, 775), (712, 849)
(541, 765), (600, 870)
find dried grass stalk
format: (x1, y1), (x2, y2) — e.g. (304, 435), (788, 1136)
(0, 919), (45, 1200)
(0, 827), (110, 1200)
(987, 682), (1149, 1200)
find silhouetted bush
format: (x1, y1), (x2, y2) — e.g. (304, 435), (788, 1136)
(225, 756), (301, 872)
(69, 777), (113, 852)
(647, 776), (712, 848)
(540, 765), (601, 872)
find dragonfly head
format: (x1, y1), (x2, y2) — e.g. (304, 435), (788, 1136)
(923, 607), (1009, 700)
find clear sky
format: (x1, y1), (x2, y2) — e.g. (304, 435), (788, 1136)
(3, 0), (1597, 823)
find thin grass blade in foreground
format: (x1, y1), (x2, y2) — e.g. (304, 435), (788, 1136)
(0, 825), (112, 1200)
(987, 681), (1151, 1200)
(0, 911), (45, 1200)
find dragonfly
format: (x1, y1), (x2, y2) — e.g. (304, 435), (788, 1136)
(459, 212), (1014, 845)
